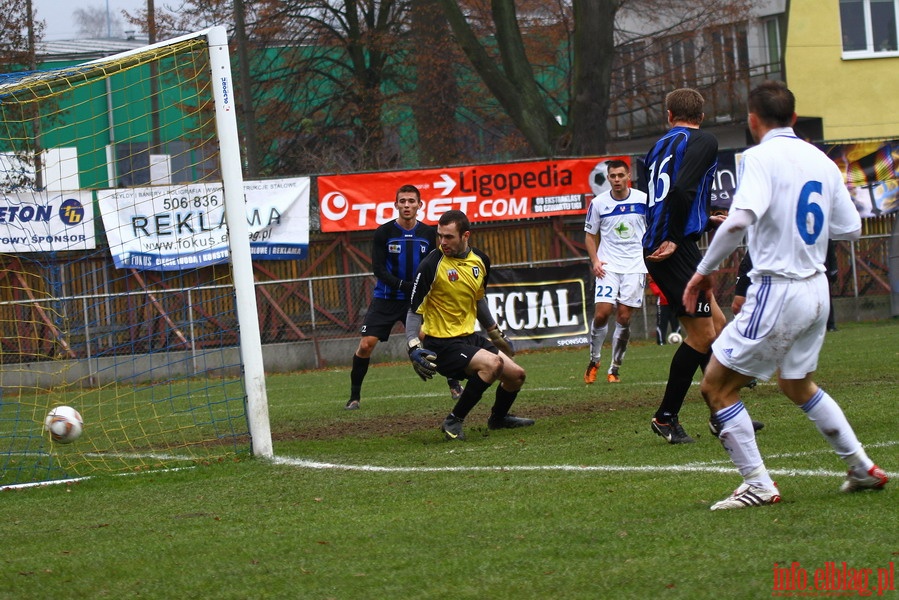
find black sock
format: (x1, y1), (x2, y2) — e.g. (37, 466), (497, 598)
(698, 348), (711, 373)
(654, 344), (708, 421)
(490, 385), (519, 419)
(349, 354), (370, 401)
(451, 374), (491, 421)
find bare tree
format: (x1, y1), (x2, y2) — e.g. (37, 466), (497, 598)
(135, 0), (418, 174)
(271, 0), (413, 171)
(121, 0), (755, 172)
(0, 0), (43, 69)
(436, 0), (752, 156)
(0, 0), (47, 190)
(410, 0), (464, 166)
(74, 5), (124, 38)
(124, 0), (231, 39)
(435, 0), (583, 156)
(211, 0), (403, 174)
(608, 0), (755, 139)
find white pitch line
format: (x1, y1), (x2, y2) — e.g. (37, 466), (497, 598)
(765, 439), (899, 460)
(272, 439), (898, 478)
(269, 456), (846, 478)
(0, 465), (195, 491)
(7, 440), (893, 490)
(683, 439), (899, 467)
(1, 476), (88, 490)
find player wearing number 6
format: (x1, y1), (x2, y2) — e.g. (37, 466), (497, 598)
(683, 81), (887, 509)
(639, 88), (727, 445)
(405, 210), (534, 441)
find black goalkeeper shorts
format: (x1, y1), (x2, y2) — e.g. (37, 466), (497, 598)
(422, 333), (498, 381)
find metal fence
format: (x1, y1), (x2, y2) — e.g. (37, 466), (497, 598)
(1, 230), (893, 373)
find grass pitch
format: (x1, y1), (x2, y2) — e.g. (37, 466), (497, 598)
(1, 320), (896, 599)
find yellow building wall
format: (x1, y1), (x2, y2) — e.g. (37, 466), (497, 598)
(786, 0), (899, 141)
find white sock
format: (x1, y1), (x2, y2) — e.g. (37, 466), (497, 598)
(610, 323), (630, 371)
(800, 389), (872, 472)
(715, 401), (776, 489)
(590, 322), (607, 363)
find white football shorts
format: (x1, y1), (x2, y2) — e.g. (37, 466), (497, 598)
(593, 271), (645, 308)
(712, 273), (829, 380)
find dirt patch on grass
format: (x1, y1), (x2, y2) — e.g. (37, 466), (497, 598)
(273, 394), (654, 442)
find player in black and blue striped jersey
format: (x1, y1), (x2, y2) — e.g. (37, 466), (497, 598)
(639, 88), (728, 444)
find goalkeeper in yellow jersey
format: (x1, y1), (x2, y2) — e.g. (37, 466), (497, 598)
(405, 210), (535, 441)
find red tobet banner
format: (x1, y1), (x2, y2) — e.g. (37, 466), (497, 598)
(317, 156), (628, 232)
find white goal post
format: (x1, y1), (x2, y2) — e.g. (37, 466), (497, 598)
(0, 25), (272, 487)
(204, 25), (273, 458)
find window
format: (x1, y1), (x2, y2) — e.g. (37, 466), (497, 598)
(707, 28), (735, 78)
(664, 36), (696, 86)
(704, 24), (750, 80)
(840, 0), (899, 55)
(765, 18), (782, 65)
(763, 17), (783, 78)
(735, 27), (749, 71)
(872, 0), (898, 50)
(615, 42), (647, 94)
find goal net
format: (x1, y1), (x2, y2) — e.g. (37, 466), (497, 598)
(0, 26), (272, 488)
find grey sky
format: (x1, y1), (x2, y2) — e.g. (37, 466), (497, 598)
(32, 0), (146, 41)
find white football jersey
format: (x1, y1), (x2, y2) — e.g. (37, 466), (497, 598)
(733, 128), (861, 280)
(584, 188), (648, 274)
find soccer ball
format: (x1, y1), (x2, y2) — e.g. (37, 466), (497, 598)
(44, 406), (83, 444)
(667, 332), (683, 345)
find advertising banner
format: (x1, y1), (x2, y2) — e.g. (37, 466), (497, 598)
(714, 141), (899, 217)
(317, 156), (629, 232)
(484, 264), (590, 350)
(711, 149), (739, 213)
(823, 140), (899, 217)
(98, 177), (310, 270)
(245, 177), (311, 260)
(0, 190), (95, 253)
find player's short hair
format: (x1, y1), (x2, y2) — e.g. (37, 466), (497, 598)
(665, 88), (705, 125)
(748, 80), (795, 128)
(438, 209), (470, 234)
(605, 159), (629, 172)
(396, 184), (421, 202)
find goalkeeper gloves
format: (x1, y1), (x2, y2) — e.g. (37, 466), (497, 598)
(407, 340), (437, 381)
(487, 327), (515, 357)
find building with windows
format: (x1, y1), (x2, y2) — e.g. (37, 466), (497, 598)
(786, 0), (899, 141)
(24, 2), (899, 165)
(607, 1), (787, 153)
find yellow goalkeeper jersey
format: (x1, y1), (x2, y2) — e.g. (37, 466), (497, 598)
(410, 246), (490, 338)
